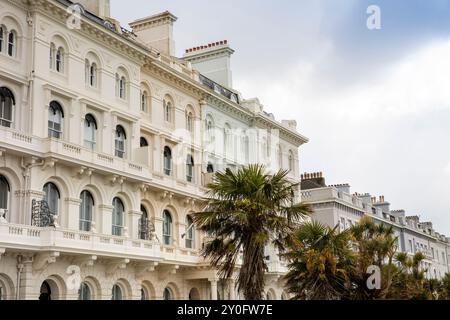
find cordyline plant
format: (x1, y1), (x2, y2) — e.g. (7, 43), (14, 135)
(283, 221), (356, 300)
(192, 164), (312, 300)
(346, 216), (399, 300)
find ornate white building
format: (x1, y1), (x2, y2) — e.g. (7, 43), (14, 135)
(0, 0), (308, 300)
(300, 172), (450, 279)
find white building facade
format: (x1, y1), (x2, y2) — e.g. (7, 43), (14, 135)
(0, 0), (308, 300)
(300, 173), (450, 279)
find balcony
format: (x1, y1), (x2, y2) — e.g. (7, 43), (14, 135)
(43, 139), (149, 180)
(0, 222), (205, 265)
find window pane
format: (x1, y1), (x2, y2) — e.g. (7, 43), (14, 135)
(0, 176), (9, 210)
(79, 283), (91, 300)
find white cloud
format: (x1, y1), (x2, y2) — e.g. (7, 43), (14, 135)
(236, 38), (450, 234)
(445, 162), (450, 175)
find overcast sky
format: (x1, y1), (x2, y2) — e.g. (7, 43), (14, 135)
(111, 0), (450, 235)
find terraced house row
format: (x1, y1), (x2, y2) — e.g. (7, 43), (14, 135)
(301, 172), (450, 279)
(0, 0), (308, 300)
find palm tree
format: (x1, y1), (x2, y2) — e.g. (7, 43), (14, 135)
(283, 221), (355, 300)
(347, 216), (398, 300)
(390, 252), (430, 299)
(192, 164), (311, 300)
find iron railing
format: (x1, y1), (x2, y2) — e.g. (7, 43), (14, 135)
(31, 200), (56, 228)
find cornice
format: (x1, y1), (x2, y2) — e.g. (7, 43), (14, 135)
(253, 116), (309, 146)
(34, 1), (309, 147)
(35, 0), (154, 64)
(129, 12), (177, 31)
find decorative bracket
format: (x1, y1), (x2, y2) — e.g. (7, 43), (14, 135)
(33, 252), (60, 272)
(135, 262), (159, 278)
(72, 166), (94, 179)
(158, 264), (179, 280)
(106, 175), (125, 186)
(73, 255), (97, 268)
(135, 183), (148, 193)
(42, 158), (58, 171)
(105, 258), (130, 276)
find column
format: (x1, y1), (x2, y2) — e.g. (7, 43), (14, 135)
(154, 216), (163, 244)
(99, 204), (113, 235)
(18, 255), (37, 300)
(66, 198), (82, 230)
(128, 210), (142, 239)
(209, 279), (218, 300)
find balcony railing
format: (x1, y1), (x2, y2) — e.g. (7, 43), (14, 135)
(0, 220), (207, 265)
(199, 74), (240, 104)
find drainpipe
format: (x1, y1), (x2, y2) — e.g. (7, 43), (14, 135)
(16, 255), (24, 300)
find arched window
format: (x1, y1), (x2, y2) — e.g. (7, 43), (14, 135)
(186, 111), (194, 133)
(0, 26), (4, 53)
(85, 60), (97, 88)
(205, 116), (214, 143)
(112, 284), (123, 300)
(114, 125), (126, 158)
(43, 182), (60, 216)
(163, 287), (173, 300)
(163, 99), (172, 123)
(288, 151), (295, 173)
(56, 47), (64, 73)
(140, 137), (148, 148)
(206, 163), (214, 173)
(0, 86), (15, 128)
(79, 191), (94, 232)
(224, 123), (232, 157)
(49, 43), (55, 69)
(89, 63), (97, 87)
(185, 215), (194, 249)
(278, 145), (283, 169)
(48, 101), (64, 139)
(119, 76), (126, 99)
(140, 288), (147, 300)
(0, 175), (10, 220)
(7, 31), (16, 57)
(163, 146), (172, 176)
(186, 154), (194, 183)
(162, 210), (172, 246)
(78, 282), (91, 300)
(261, 137), (268, 160)
(84, 114), (97, 150)
(112, 197), (124, 236)
(242, 134), (249, 163)
(139, 205), (149, 240)
(115, 72), (128, 99)
(39, 281), (52, 300)
(140, 90), (148, 112)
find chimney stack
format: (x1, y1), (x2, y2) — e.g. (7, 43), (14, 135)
(300, 172), (326, 190)
(183, 40), (235, 88)
(129, 11), (178, 56)
(76, 0), (110, 19)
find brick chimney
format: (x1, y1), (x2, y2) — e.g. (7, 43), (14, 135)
(300, 172), (326, 190)
(372, 195), (390, 213)
(129, 11), (178, 56)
